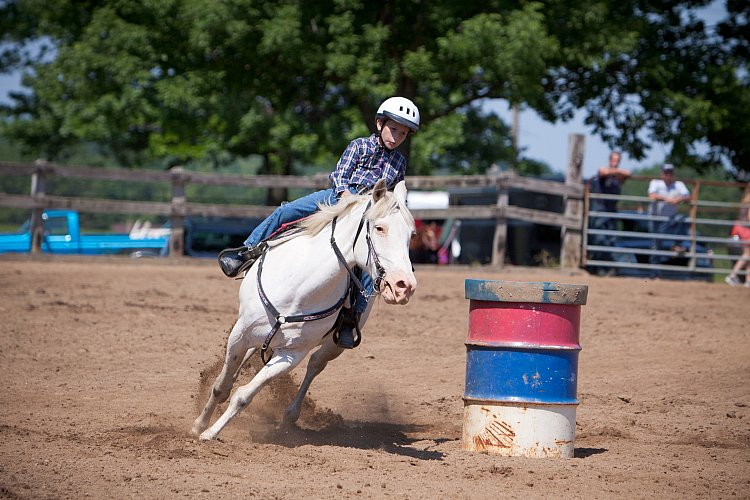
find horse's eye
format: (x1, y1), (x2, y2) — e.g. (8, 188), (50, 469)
(374, 225), (386, 234)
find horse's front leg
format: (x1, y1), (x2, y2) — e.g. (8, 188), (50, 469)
(191, 323), (255, 436)
(283, 303), (373, 425)
(283, 337), (344, 425)
(200, 350), (306, 441)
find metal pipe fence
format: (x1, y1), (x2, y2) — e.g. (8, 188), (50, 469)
(584, 188), (749, 280)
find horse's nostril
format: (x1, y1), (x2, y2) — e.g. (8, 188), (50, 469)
(396, 280), (415, 295)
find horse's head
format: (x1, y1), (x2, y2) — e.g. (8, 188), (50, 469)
(365, 179), (417, 305)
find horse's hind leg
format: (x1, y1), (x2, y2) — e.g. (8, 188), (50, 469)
(191, 325), (255, 436)
(283, 337), (344, 425)
(200, 350), (306, 441)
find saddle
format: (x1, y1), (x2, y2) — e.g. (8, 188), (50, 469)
(264, 218), (307, 246)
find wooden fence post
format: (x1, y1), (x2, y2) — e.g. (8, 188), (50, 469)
(491, 172), (509, 267)
(169, 167), (187, 258)
(29, 159), (48, 254)
(561, 134), (585, 269)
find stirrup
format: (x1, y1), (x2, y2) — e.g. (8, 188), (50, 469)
(333, 309), (361, 349)
(217, 243), (267, 277)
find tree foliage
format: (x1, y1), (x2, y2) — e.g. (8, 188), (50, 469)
(0, 0), (748, 179)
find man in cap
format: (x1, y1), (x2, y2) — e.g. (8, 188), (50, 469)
(648, 163), (691, 218)
(647, 163), (692, 274)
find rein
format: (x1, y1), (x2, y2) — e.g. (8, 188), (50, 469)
(330, 201), (387, 297)
(256, 201), (385, 364)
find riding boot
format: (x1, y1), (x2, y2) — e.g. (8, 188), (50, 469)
(217, 242), (267, 277)
(335, 308), (359, 349)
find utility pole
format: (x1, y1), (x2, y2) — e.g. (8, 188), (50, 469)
(510, 103), (520, 152)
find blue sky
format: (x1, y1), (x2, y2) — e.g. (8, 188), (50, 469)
(485, 100), (667, 179)
(0, 73), (20, 105)
(0, 2), (727, 179)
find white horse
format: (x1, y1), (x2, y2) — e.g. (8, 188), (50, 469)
(192, 179), (417, 440)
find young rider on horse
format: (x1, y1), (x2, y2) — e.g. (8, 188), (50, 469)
(218, 96), (420, 349)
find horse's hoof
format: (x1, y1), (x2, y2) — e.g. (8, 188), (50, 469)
(279, 417), (299, 430)
(191, 419), (208, 436)
(199, 431), (218, 441)
(282, 410), (301, 426)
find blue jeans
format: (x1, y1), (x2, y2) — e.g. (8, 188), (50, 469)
(648, 214), (692, 278)
(244, 188), (372, 313)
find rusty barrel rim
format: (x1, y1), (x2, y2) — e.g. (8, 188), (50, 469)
(465, 279), (588, 305)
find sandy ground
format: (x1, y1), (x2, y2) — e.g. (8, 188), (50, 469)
(0, 256), (748, 499)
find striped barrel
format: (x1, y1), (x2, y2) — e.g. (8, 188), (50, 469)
(462, 279), (588, 458)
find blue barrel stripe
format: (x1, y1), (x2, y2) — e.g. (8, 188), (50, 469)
(464, 346), (579, 404)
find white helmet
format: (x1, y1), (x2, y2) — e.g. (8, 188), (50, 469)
(376, 96), (420, 132)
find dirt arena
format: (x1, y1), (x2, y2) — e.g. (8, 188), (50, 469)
(0, 256), (748, 499)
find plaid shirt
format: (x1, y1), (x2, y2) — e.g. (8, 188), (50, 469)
(329, 134), (407, 196)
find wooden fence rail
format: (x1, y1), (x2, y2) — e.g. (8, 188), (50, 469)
(0, 158), (584, 267)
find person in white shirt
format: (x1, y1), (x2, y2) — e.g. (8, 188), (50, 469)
(648, 163), (691, 217)
(647, 163), (692, 275)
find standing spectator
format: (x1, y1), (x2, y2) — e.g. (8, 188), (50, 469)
(648, 163), (691, 218)
(588, 151), (631, 273)
(591, 151), (631, 213)
(725, 191), (750, 286)
(647, 163), (691, 274)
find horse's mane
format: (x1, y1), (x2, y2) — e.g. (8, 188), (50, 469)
(300, 195), (362, 236)
(300, 190), (414, 236)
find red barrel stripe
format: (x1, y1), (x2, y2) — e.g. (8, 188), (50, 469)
(468, 300), (580, 348)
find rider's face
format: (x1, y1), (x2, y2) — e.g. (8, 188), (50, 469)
(378, 120), (411, 150)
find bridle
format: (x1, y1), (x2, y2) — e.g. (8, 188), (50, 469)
(332, 201), (387, 295)
(256, 199), (391, 364)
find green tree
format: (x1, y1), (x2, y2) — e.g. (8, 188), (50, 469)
(547, 1), (750, 178)
(1, 0), (748, 182)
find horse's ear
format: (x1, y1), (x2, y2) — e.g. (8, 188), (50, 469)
(372, 179), (387, 203)
(394, 181), (407, 206)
